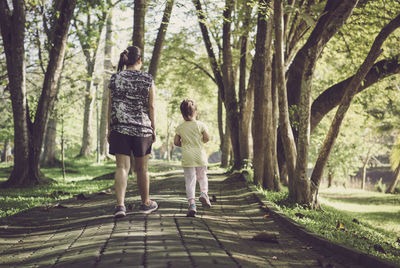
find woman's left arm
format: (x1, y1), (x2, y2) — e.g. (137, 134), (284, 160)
(149, 81), (156, 143)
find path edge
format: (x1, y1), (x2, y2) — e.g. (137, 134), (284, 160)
(239, 172), (400, 268)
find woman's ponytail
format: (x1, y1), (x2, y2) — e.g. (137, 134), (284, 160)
(117, 46), (142, 72)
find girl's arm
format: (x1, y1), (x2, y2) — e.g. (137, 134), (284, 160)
(149, 81), (156, 142)
(174, 134), (182, 147)
(202, 130), (210, 143)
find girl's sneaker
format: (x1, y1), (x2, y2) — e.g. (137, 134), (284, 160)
(187, 203), (197, 217)
(139, 200), (158, 214)
(199, 192), (212, 208)
(114, 205), (126, 218)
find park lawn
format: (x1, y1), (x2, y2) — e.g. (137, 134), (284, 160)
(0, 158), (116, 218)
(319, 187), (400, 236)
(262, 186), (400, 266)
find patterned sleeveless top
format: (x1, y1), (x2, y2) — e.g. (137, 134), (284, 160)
(108, 70), (154, 137)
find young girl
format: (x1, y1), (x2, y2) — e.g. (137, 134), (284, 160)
(174, 99), (211, 217)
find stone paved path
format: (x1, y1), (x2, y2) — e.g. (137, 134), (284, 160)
(0, 169), (366, 267)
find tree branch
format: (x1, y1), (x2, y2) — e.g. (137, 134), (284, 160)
(311, 55), (400, 132)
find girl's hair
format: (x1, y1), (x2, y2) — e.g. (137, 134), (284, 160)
(180, 99), (197, 118)
(117, 46), (142, 72)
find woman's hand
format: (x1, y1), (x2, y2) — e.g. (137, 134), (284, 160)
(152, 130), (156, 143)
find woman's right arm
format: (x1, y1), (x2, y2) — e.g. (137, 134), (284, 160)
(107, 89), (111, 142)
(149, 81), (156, 143)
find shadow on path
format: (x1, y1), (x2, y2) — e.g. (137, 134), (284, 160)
(0, 167), (365, 267)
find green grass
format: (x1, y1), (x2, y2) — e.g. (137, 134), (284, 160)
(261, 186), (400, 266)
(0, 158), (116, 218)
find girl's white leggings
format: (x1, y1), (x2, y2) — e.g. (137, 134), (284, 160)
(183, 166), (208, 203)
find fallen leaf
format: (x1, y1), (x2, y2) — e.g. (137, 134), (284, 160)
(252, 232), (279, 243)
(263, 213), (270, 218)
(271, 256), (278, 260)
(336, 221), (345, 231)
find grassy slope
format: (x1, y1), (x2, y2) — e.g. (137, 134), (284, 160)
(261, 186), (400, 266)
(0, 158), (116, 218)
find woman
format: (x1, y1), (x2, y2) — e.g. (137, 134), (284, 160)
(108, 45), (158, 218)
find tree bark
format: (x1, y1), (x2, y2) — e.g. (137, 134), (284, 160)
(132, 0), (146, 53)
(41, 116), (59, 166)
(253, 0), (268, 186)
(274, 0), (297, 196)
(79, 61), (95, 157)
(221, 119), (231, 168)
(310, 14), (400, 206)
(222, 0), (241, 169)
(386, 165), (400, 194)
(100, 9), (113, 157)
(285, 0), (358, 204)
(262, 1), (276, 190)
(77, 9), (108, 157)
(361, 152), (371, 190)
(0, 0), (76, 187)
(192, 0), (225, 102)
(148, 0), (174, 79)
(238, 0), (252, 162)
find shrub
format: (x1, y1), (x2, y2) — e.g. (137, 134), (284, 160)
(375, 178), (387, 193)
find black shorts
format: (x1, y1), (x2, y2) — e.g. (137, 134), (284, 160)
(109, 131), (153, 157)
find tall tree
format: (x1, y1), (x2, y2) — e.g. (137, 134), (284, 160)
(74, 1), (109, 157)
(282, 0), (359, 203)
(253, 0), (269, 186)
(148, 0), (174, 79)
(310, 14), (400, 205)
(0, 0), (77, 186)
(132, 0), (146, 53)
(100, 8), (113, 158)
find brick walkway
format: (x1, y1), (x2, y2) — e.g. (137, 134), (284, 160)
(0, 169), (373, 267)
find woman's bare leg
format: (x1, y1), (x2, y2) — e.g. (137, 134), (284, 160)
(114, 154), (131, 206)
(135, 154), (150, 205)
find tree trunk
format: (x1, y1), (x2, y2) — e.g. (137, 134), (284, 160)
(42, 116), (59, 166)
(262, 1), (276, 190)
(222, 0), (241, 169)
(100, 9), (113, 158)
(79, 62), (95, 157)
(274, 0), (297, 196)
(192, 0), (225, 102)
(217, 90), (224, 161)
(238, 1), (252, 162)
(386, 165), (400, 193)
(2, 139), (11, 162)
(148, 0), (174, 79)
(285, 0), (358, 205)
(221, 119), (231, 168)
(0, 0), (76, 187)
(252, 0), (268, 186)
(327, 170), (333, 188)
(311, 14), (400, 205)
(361, 153), (371, 190)
(132, 0), (146, 53)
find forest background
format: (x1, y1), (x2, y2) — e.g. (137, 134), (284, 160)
(0, 0), (399, 206)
